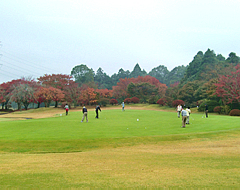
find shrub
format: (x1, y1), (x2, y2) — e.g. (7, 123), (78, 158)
(229, 109), (240, 116)
(131, 97), (140, 104)
(124, 98), (131, 104)
(172, 100), (184, 108)
(109, 99), (118, 105)
(98, 98), (110, 106)
(157, 98), (167, 106)
(221, 105), (231, 115)
(198, 100), (219, 112)
(213, 106), (222, 114)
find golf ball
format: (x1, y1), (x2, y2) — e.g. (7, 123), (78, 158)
(137, 119), (139, 121)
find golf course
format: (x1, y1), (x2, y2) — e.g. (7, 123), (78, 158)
(0, 105), (239, 188)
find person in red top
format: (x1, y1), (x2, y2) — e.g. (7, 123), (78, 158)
(64, 104), (69, 115)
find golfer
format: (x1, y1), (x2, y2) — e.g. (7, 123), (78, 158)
(181, 108), (187, 128)
(186, 106), (191, 124)
(177, 104), (182, 118)
(205, 104), (208, 118)
(81, 106), (88, 122)
(95, 105), (101, 118)
(64, 104), (69, 115)
(122, 102), (125, 111)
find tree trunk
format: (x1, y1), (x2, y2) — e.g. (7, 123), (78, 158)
(55, 101), (58, 108)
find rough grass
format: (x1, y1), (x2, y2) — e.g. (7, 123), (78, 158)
(0, 106), (239, 188)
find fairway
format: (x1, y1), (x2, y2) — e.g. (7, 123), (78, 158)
(0, 108), (240, 188)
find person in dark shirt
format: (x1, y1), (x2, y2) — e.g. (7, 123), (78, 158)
(205, 104), (208, 118)
(81, 106), (88, 122)
(95, 105), (101, 119)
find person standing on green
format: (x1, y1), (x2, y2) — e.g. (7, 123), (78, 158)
(122, 102), (125, 111)
(81, 106), (88, 122)
(205, 104), (208, 118)
(186, 107), (191, 124)
(95, 105), (101, 118)
(181, 109), (187, 128)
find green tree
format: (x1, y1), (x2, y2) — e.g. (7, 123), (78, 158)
(167, 65), (187, 86)
(226, 52), (240, 64)
(148, 65), (169, 85)
(130, 63), (147, 78)
(177, 81), (201, 105)
(71, 64), (94, 86)
(94, 67), (112, 89)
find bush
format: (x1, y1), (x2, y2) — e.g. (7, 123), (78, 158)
(157, 98), (167, 106)
(172, 100), (184, 108)
(109, 99), (118, 105)
(124, 98), (131, 104)
(98, 98), (110, 106)
(221, 105), (231, 115)
(131, 97), (140, 104)
(229, 109), (240, 116)
(213, 106), (222, 114)
(198, 100), (219, 112)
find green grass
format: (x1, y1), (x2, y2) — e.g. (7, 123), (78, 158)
(0, 108), (240, 188)
(0, 109), (239, 153)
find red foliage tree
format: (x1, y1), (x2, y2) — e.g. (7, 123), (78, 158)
(112, 78), (132, 100)
(172, 99), (185, 107)
(34, 87), (53, 107)
(110, 98), (118, 105)
(215, 64), (240, 104)
(78, 87), (97, 105)
(38, 74), (78, 104)
(124, 98), (131, 104)
(157, 98), (167, 106)
(131, 97), (140, 103)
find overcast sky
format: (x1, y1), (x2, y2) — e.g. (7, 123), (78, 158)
(0, 0), (240, 83)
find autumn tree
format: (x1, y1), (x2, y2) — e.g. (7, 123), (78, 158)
(48, 87), (65, 107)
(215, 64), (240, 104)
(131, 97), (140, 103)
(38, 74), (78, 105)
(110, 98), (118, 105)
(34, 87), (52, 107)
(78, 87), (97, 105)
(127, 82), (158, 103)
(172, 99), (185, 108)
(0, 85), (6, 109)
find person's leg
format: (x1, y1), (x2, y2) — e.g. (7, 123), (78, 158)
(81, 114), (85, 122)
(86, 113), (88, 122)
(182, 116), (187, 127)
(186, 116), (189, 124)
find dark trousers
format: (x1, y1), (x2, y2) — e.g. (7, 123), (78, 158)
(96, 111), (99, 118)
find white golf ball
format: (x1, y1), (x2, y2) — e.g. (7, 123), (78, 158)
(137, 119), (139, 121)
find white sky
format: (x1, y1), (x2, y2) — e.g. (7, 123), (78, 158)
(0, 0), (240, 83)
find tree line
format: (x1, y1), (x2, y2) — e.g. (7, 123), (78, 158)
(1, 49), (240, 115)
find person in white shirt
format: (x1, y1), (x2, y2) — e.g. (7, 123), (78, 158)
(177, 104), (182, 118)
(186, 107), (191, 124)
